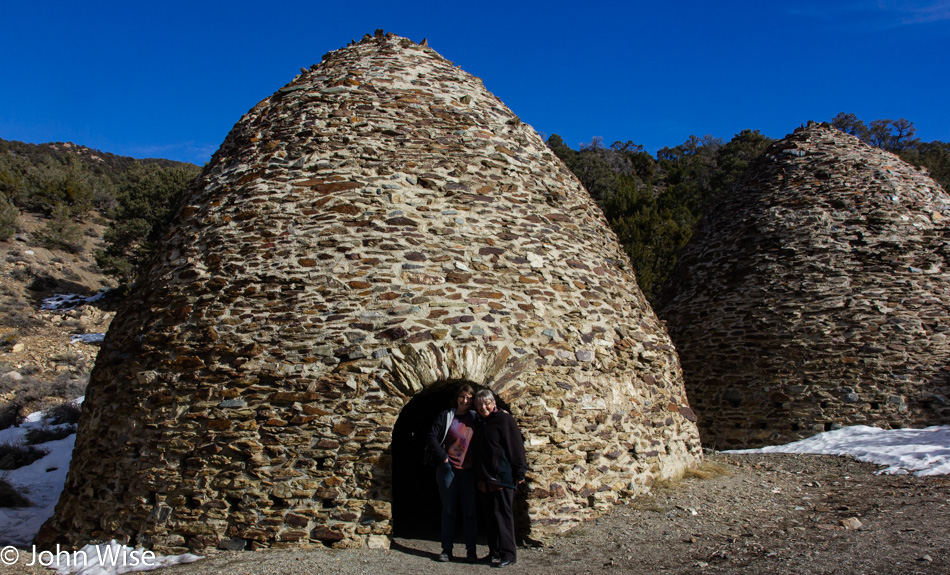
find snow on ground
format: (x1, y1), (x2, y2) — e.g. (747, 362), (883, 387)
(0, 399), (203, 574)
(40, 292), (108, 312)
(39, 292), (107, 345)
(3, 398), (949, 573)
(0, 416), (75, 548)
(69, 334), (105, 345)
(45, 541), (202, 574)
(725, 425), (950, 476)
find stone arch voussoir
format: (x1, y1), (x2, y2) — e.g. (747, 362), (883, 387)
(387, 343), (534, 399)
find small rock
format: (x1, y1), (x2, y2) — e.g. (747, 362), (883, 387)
(839, 517), (863, 530)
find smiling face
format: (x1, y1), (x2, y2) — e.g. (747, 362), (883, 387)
(456, 390), (474, 411)
(475, 396), (495, 418)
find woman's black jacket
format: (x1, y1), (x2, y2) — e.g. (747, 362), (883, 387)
(474, 410), (526, 489)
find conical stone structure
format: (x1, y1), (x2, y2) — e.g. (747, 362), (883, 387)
(656, 123), (950, 449)
(38, 32), (701, 552)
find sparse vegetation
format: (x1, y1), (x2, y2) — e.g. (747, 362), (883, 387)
(0, 441), (49, 470)
(96, 162), (200, 289)
(0, 475), (31, 508)
(0, 196), (18, 240)
(0, 403), (22, 431)
(0, 370), (88, 416)
(682, 461), (732, 480)
(44, 401), (82, 426)
(25, 425), (75, 445)
(36, 203), (85, 253)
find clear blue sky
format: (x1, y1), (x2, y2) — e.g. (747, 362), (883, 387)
(2, 1), (948, 165)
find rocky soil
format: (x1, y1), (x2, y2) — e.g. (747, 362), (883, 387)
(0, 212), (113, 416)
(3, 451), (946, 575)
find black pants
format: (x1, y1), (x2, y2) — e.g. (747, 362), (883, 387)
(484, 486), (516, 562)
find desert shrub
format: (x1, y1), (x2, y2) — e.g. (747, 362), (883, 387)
(52, 350), (86, 368)
(0, 441), (49, 469)
(5, 249), (27, 263)
(0, 476), (31, 508)
(0, 196), (18, 240)
(0, 371), (87, 419)
(17, 365), (40, 377)
(47, 372), (89, 399)
(7, 263), (39, 282)
(0, 403), (22, 430)
(683, 461), (732, 480)
(0, 331), (17, 351)
(25, 425), (75, 444)
(45, 401), (82, 425)
(37, 203), (85, 253)
(0, 295), (42, 331)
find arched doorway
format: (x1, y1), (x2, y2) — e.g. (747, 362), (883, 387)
(391, 381), (464, 539)
(391, 380), (513, 540)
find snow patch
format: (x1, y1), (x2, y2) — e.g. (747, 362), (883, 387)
(41, 291), (109, 312)
(725, 425), (950, 476)
(69, 333), (105, 344)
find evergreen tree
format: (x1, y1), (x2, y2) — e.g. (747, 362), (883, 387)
(96, 163), (200, 288)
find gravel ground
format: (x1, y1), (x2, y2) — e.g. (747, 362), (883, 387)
(3, 452), (947, 575)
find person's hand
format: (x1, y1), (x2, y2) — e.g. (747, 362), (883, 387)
(477, 481), (486, 492)
(444, 458), (449, 463)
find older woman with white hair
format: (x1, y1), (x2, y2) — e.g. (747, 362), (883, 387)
(473, 389), (526, 568)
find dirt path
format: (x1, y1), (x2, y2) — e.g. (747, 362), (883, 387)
(2, 452), (947, 575)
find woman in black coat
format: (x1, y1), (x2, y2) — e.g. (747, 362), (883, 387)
(473, 389), (526, 567)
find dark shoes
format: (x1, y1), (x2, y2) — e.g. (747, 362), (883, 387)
(439, 550), (485, 564)
(493, 558), (516, 568)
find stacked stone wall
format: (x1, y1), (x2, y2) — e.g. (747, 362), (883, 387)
(656, 124), (950, 449)
(39, 32), (701, 553)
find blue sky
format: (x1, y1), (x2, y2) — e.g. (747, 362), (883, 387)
(1, 1), (948, 165)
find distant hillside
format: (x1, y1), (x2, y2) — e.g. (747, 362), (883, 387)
(0, 138), (199, 217)
(0, 138), (201, 287)
(0, 138), (192, 175)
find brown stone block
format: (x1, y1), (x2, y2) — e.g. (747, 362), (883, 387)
(148, 391), (177, 405)
(284, 512), (312, 528)
(289, 415), (317, 424)
(333, 421), (356, 436)
(206, 419), (232, 430)
(314, 488), (339, 500)
(472, 291), (504, 299)
(171, 356), (206, 369)
(406, 330), (433, 343)
(310, 526), (345, 543)
(329, 204), (362, 215)
(271, 392), (321, 403)
(378, 326), (408, 340)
